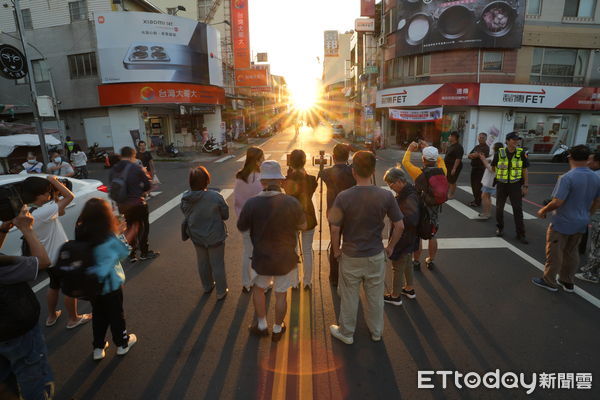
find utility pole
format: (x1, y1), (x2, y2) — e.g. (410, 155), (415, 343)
(14, 0), (50, 167)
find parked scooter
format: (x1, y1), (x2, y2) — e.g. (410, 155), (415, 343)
(552, 142), (569, 163)
(166, 143), (181, 157)
(87, 143), (109, 162)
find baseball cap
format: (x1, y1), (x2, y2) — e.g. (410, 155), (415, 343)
(506, 132), (522, 141)
(259, 160), (285, 180)
(422, 146), (439, 161)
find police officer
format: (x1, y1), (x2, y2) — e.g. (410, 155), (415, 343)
(491, 132), (529, 244)
(65, 136), (75, 160)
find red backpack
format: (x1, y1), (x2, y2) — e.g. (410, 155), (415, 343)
(416, 167), (448, 207)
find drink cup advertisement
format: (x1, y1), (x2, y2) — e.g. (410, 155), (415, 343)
(394, 0), (525, 57)
(95, 12), (223, 87)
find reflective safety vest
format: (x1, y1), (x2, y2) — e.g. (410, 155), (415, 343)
(66, 141), (74, 151)
(495, 147), (524, 183)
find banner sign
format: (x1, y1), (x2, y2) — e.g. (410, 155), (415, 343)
(98, 82), (226, 106)
(389, 107), (443, 122)
(256, 52), (268, 62)
(232, 0), (251, 69)
(378, 83), (600, 110)
(393, 0), (525, 57)
(95, 12), (222, 86)
(361, 0), (376, 17)
(355, 18), (375, 32)
(235, 69), (268, 87)
(324, 30), (339, 57)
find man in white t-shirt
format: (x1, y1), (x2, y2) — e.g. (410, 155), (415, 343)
(22, 175), (92, 329)
(47, 150), (74, 177)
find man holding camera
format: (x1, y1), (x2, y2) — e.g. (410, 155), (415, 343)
(0, 207), (54, 400)
(318, 144), (356, 286)
(329, 151), (404, 344)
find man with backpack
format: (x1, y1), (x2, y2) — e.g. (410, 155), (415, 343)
(0, 208), (54, 400)
(402, 141), (448, 270)
(110, 147), (158, 263)
(318, 144), (356, 286)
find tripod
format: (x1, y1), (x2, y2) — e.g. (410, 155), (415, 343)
(317, 150), (326, 281)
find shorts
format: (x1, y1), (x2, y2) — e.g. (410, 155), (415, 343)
(47, 268), (61, 290)
(446, 164), (462, 184)
(482, 185), (496, 195)
(253, 268), (297, 293)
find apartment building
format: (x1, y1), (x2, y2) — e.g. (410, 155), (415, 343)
(377, 0), (600, 155)
(0, 0), (225, 153)
(322, 30), (353, 131)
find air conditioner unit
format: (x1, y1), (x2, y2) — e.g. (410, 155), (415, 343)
(378, 37), (385, 47)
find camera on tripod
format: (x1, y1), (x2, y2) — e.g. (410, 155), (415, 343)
(311, 150), (332, 167)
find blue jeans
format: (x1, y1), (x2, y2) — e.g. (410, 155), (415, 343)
(0, 324), (54, 400)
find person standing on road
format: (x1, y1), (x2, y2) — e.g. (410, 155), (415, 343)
(533, 145), (600, 292)
(234, 147), (265, 293)
(237, 160), (306, 342)
(181, 166), (229, 300)
(445, 132), (464, 199)
(402, 141), (447, 270)
(75, 198), (139, 360)
(283, 149), (318, 290)
(110, 146), (159, 263)
(22, 176), (92, 329)
(478, 143), (503, 219)
(318, 144), (356, 286)
(329, 151), (404, 344)
(0, 208), (54, 400)
(467, 133), (490, 206)
(21, 152), (43, 174)
(576, 152), (600, 283)
(136, 141), (155, 179)
(47, 150), (74, 177)
(70, 144), (88, 179)
(64, 136), (75, 161)
(491, 132), (530, 244)
(383, 168), (420, 305)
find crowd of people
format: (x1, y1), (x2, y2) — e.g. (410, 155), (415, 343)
(1, 131), (599, 399)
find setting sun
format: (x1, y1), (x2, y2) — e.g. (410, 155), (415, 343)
(288, 78), (319, 111)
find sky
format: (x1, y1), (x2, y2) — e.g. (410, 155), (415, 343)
(248, 0), (360, 103)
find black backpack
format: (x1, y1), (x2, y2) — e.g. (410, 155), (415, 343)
(0, 281), (40, 341)
(417, 202), (440, 240)
(52, 240), (101, 300)
(109, 163), (133, 203)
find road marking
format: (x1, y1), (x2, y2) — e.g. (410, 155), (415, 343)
(148, 191), (162, 198)
(33, 189), (234, 293)
(312, 237), (600, 308)
(445, 199), (482, 219)
(458, 186), (536, 220)
(215, 155), (235, 163)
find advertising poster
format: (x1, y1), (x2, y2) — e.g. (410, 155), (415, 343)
(394, 0), (525, 57)
(232, 0), (251, 69)
(95, 12), (222, 87)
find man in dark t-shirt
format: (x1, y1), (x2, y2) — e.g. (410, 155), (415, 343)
(136, 141), (154, 178)
(467, 132), (491, 206)
(444, 131), (464, 199)
(317, 143), (356, 285)
(237, 160), (306, 342)
(328, 151), (404, 345)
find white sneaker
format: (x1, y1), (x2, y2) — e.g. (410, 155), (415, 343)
(93, 342), (109, 361)
(116, 334), (137, 356)
(371, 334), (382, 342)
(329, 325), (353, 345)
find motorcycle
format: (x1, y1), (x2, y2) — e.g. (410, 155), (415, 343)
(166, 143), (181, 157)
(87, 143), (108, 162)
(552, 143), (569, 163)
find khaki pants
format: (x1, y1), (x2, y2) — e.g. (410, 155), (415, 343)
(337, 251), (386, 338)
(542, 225), (583, 287)
(392, 254), (413, 296)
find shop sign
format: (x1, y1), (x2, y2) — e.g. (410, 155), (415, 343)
(0, 44), (27, 80)
(98, 82), (226, 106)
(361, 0), (376, 17)
(191, 105), (216, 113)
(236, 69), (268, 87)
(377, 84), (443, 107)
(479, 84), (581, 108)
(355, 18), (375, 32)
(232, 0), (251, 69)
(389, 107), (443, 122)
(420, 83), (479, 106)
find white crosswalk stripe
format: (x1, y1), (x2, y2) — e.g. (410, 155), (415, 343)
(458, 186), (536, 219)
(215, 155), (235, 163)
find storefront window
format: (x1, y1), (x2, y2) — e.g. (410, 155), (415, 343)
(530, 47), (589, 84)
(514, 112), (577, 154)
(587, 115), (600, 151)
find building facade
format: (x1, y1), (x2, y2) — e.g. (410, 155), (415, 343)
(322, 31), (353, 132)
(0, 0), (226, 153)
(377, 0), (600, 155)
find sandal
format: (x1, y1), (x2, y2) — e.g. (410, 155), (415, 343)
(66, 313), (92, 329)
(45, 310), (62, 327)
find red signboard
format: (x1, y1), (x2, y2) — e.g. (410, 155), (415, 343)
(232, 0), (251, 70)
(235, 69), (268, 87)
(421, 83), (480, 106)
(556, 87), (600, 111)
(98, 83), (226, 106)
(361, 0), (375, 17)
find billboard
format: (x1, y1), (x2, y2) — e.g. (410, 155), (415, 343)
(324, 31), (339, 57)
(98, 82), (226, 106)
(394, 0), (525, 57)
(95, 12), (223, 87)
(232, 0), (251, 69)
(236, 69), (268, 87)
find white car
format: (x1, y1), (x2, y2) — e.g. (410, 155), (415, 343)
(0, 174), (110, 256)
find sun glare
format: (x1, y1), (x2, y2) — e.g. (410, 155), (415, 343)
(289, 79), (318, 111)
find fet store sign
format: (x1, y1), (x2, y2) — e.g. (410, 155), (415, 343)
(479, 84), (581, 109)
(377, 85), (442, 107)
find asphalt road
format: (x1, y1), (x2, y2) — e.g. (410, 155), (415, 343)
(30, 128), (599, 400)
